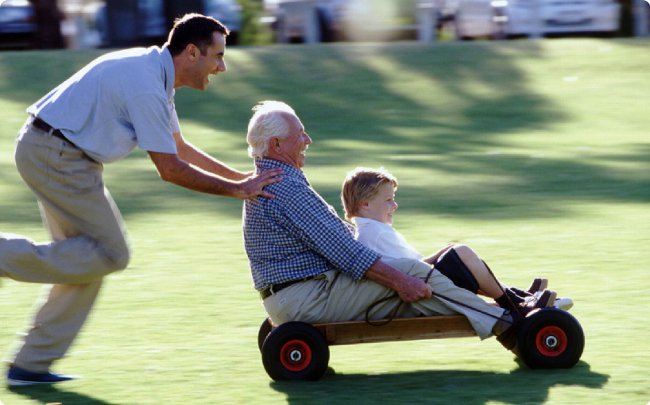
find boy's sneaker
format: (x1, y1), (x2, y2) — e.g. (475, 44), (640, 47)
(554, 296), (574, 311)
(7, 365), (79, 387)
(527, 290), (557, 308)
(527, 278), (548, 294)
(519, 290), (557, 315)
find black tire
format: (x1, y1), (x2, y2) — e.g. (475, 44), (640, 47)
(261, 322), (330, 381)
(258, 318), (274, 352)
(516, 308), (584, 369)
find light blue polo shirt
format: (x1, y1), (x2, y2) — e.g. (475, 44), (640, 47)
(27, 46), (179, 163)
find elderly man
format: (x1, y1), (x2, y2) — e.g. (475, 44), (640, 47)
(242, 100), (539, 352)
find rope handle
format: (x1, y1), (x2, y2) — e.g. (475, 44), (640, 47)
(365, 265), (514, 326)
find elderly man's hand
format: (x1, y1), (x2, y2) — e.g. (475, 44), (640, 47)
(237, 168), (283, 200)
(395, 275), (432, 303)
(365, 259), (433, 304)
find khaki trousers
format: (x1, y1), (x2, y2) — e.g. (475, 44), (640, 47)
(263, 257), (505, 339)
(0, 122), (130, 372)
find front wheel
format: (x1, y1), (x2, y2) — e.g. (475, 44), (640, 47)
(516, 308), (584, 369)
(261, 322), (330, 381)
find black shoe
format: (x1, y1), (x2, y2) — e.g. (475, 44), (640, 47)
(527, 278), (548, 294)
(532, 289), (556, 308)
(7, 365), (79, 387)
(519, 289), (557, 315)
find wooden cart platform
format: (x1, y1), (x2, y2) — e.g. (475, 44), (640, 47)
(313, 315), (477, 345)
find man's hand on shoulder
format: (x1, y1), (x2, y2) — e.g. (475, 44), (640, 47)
(236, 168), (284, 200)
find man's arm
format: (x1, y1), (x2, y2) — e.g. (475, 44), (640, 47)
(364, 259), (432, 303)
(173, 131), (250, 181)
(148, 151), (282, 199)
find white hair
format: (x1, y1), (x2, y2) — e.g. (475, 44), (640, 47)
(246, 101), (297, 159)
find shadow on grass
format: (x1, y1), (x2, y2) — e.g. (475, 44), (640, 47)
(8, 384), (118, 405)
(270, 361), (608, 405)
(1, 42), (648, 226)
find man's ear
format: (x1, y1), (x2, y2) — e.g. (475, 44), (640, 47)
(185, 43), (200, 61)
(270, 137), (281, 152)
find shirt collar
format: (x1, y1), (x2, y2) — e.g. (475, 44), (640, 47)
(161, 46), (175, 99)
(255, 158), (307, 182)
(353, 217), (389, 228)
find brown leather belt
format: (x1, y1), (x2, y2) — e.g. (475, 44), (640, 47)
(259, 275), (321, 300)
(31, 117), (69, 143)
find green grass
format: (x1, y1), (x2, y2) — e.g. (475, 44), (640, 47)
(1, 38), (649, 404)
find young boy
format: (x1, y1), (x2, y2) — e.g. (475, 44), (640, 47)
(341, 167), (573, 312)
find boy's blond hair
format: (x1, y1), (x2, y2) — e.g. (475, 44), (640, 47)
(341, 167), (398, 221)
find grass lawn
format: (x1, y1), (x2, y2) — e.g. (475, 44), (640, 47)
(1, 38), (649, 404)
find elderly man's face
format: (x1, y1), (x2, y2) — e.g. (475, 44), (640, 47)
(275, 113), (312, 168)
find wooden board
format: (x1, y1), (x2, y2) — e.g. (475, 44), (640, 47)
(313, 315), (477, 345)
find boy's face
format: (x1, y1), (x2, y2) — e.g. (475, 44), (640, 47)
(362, 182), (398, 225)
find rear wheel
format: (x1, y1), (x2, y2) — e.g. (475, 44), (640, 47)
(516, 308), (584, 368)
(258, 318), (274, 352)
(261, 322), (330, 381)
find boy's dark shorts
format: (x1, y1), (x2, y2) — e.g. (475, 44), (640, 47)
(434, 248), (480, 294)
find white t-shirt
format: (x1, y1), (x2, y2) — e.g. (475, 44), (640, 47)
(353, 217), (423, 261)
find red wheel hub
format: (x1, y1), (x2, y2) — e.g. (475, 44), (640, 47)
(280, 339), (312, 372)
(536, 326), (568, 357)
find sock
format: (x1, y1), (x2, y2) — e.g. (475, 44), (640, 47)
(506, 288), (526, 304)
(492, 311), (514, 335)
(495, 289), (525, 311)
(495, 293), (513, 310)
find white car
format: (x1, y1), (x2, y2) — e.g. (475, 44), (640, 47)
(503, 0), (620, 36)
(454, 0), (621, 39)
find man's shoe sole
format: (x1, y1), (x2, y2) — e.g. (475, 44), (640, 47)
(7, 376), (76, 387)
(7, 378), (56, 387)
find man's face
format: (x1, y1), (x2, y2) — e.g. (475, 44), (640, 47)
(275, 114), (312, 169)
(189, 32), (227, 90)
(362, 182), (398, 225)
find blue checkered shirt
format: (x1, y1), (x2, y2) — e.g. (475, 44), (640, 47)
(243, 159), (381, 290)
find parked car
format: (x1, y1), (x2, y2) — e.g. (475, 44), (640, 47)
(503, 0), (620, 36)
(0, 0), (35, 49)
(454, 0), (621, 39)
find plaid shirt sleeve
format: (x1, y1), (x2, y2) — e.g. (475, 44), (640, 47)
(274, 184), (380, 280)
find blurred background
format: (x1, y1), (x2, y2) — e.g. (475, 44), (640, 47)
(0, 0), (648, 50)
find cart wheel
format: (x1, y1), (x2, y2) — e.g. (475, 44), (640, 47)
(258, 318), (274, 352)
(516, 308), (584, 369)
(261, 322), (329, 381)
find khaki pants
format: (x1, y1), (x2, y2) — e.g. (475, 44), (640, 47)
(0, 122), (130, 372)
(263, 258), (505, 339)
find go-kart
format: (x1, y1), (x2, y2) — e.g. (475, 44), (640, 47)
(257, 308), (584, 381)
